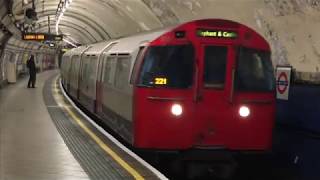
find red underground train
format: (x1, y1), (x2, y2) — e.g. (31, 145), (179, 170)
(61, 19), (275, 175)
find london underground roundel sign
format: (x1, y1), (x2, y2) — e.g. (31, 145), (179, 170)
(276, 67), (292, 100)
(277, 72), (288, 94)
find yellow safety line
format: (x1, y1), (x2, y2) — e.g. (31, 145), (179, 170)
(53, 77), (144, 180)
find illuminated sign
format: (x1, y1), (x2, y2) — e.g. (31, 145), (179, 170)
(197, 29), (237, 38)
(23, 34), (45, 40)
(22, 33), (63, 41)
(154, 78), (167, 85)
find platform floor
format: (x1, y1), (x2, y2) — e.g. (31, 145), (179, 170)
(0, 71), (89, 180)
(0, 70), (164, 180)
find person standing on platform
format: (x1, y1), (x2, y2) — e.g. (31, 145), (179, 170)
(27, 55), (36, 88)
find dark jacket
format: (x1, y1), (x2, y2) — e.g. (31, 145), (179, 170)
(27, 56), (36, 75)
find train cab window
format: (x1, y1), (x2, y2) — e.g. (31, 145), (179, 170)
(236, 47), (275, 91)
(138, 44), (194, 88)
(203, 46), (228, 89)
(103, 56), (117, 86)
(114, 56), (131, 90)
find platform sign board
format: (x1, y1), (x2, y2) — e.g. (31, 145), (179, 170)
(276, 66), (292, 100)
(22, 33), (63, 41)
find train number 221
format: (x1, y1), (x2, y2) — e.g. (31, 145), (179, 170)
(155, 78), (167, 85)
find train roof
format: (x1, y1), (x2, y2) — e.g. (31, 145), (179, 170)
(63, 48), (75, 57)
(83, 40), (115, 55)
(69, 19), (270, 54)
(66, 45), (92, 56)
(107, 29), (168, 54)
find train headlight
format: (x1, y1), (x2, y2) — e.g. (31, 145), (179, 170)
(239, 106), (250, 118)
(171, 104), (183, 116)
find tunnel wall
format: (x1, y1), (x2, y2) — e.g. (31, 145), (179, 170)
(0, 42), (57, 87)
(275, 83), (320, 180)
(276, 84), (320, 134)
(165, 0), (320, 81)
(3, 0), (320, 84)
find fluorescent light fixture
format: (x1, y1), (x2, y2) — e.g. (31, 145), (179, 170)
(65, 35), (80, 45)
(63, 39), (77, 48)
(55, 0), (73, 35)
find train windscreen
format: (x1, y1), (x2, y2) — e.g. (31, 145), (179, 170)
(138, 44), (194, 88)
(204, 46), (228, 89)
(236, 47), (275, 92)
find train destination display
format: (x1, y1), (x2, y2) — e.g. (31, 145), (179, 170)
(197, 29), (238, 38)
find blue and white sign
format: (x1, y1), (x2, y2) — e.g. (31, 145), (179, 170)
(276, 66), (292, 100)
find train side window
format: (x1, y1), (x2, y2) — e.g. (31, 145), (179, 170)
(130, 46), (146, 84)
(115, 56), (131, 90)
(74, 56), (81, 81)
(82, 58), (90, 83)
(89, 56), (98, 86)
(100, 43), (118, 81)
(70, 56), (77, 79)
(61, 56), (67, 74)
(101, 55), (108, 82)
(203, 46), (228, 89)
(82, 63), (88, 82)
(236, 47), (275, 91)
(103, 56), (117, 86)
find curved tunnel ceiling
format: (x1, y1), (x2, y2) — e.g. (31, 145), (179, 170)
(11, 0), (166, 44)
(1, 0), (319, 74)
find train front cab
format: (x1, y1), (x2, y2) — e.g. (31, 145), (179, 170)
(134, 19), (275, 155)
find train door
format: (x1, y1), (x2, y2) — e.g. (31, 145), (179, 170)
(197, 44), (275, 150)
(69, 55), (80, 97)
(79, 55), (98, 112)
(134, 43), (196, 149)
(231, 47), (275, 149)
(96, 53), (108, 114)
(76, 47), (92, 99)
(96, 42), (117, 114)
(195, 44), (236, 148)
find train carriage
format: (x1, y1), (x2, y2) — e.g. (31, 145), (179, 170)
(68, 46), (91, 100)
(61, 19), (275, 164)
(61, 49), (73, 89)
(95, 31), (168, 142)
(78, 42), (111, 112)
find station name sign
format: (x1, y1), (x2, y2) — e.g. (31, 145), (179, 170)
(22, 33), (63, 41)
(197, 29), (237, 38)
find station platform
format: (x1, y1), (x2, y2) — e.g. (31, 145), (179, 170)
(0, 70), (165, 180)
